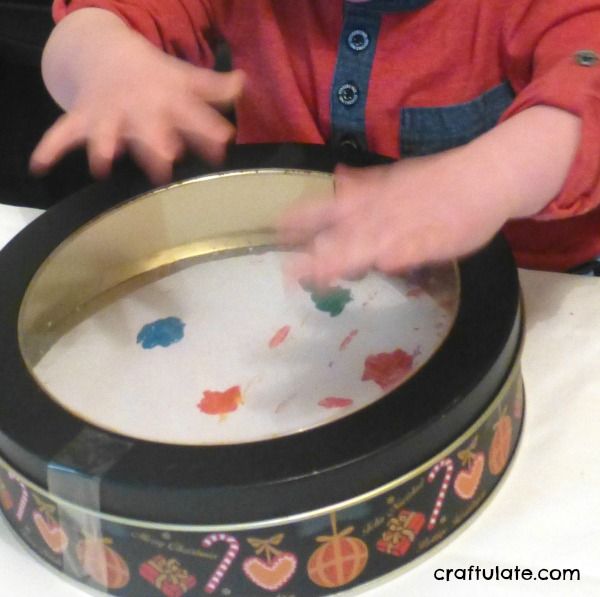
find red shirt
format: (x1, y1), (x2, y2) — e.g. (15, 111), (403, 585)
(53, 0), (600, 271)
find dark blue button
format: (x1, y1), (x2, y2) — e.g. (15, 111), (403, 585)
(575, 49), (599, 67)
(338, 83), (359, 106)
(348, 29), (370, 52)
(338, 135), (362, 162)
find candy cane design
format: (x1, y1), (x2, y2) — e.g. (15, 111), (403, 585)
(201, 533), (240, 593)
(8, 471), (29, 521)
(426, 457), (454, 530)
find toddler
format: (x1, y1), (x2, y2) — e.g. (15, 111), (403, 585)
(31, 1), (600, 284)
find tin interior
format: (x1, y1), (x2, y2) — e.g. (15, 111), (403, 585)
(17, 170), (459, 446)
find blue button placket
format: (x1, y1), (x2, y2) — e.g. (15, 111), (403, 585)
(330, 4), (382, 152)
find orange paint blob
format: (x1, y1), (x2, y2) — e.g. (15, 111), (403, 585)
(269, 325), (291, 349)
(362, 349), (414, 391)
(198, 386), (243, 415)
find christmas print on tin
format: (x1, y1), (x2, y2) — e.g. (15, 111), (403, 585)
(376, 510), (426, 557)
(31, 494), (69, 554)
(488, 409), (513, 475)
(139, 555), (197, 597)
(0, 478), (13, 512)
(243, 533), (298, 592)
(307, 512), (368, 589)
(77, 536), (130, 590)
(453, 436), (485, 500)
(426, 457), (454, 530)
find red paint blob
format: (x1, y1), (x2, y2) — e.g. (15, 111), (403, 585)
(198, 385), (243, 415)
(318, 397), (354, 409)
(339, 329), (359, 351)
(269, 325), (291, 349)
(362, 349), (414, 391)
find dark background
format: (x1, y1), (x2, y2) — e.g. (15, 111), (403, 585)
(0, 3), (239, 210)
(0, 1), (94, 208)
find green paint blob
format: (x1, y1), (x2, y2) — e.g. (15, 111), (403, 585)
(303, 284), (353, 317)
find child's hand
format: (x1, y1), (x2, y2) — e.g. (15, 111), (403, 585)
(279, 152), (513, 286)
(30, 9), (244, 185)
(280, 105), (582, 287)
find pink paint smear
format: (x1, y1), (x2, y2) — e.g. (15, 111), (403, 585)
(269, 325), (291, 349)
(318, 397), (354, 409)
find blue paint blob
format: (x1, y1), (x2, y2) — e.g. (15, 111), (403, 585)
(137, 317), (185, 349)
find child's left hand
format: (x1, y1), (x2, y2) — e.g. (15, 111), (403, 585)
(279, 105), (581, 287)
(279, 150), (512, 286)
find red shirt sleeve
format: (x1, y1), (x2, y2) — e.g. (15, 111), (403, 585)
(52, 0), (217, 67)
(500, 2), (600, 220)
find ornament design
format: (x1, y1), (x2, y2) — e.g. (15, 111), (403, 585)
(307, 513), (368, 589)
(76, 536), (130, 589)
(488, 410), (513, 475)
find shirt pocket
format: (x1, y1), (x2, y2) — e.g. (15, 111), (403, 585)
(400, 81), (515, 157)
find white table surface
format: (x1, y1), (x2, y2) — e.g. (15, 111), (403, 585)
(1, 203), (599, 596)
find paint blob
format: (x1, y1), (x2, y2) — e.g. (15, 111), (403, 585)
(339, 329), (359, 351)
(269, 325), (291, 349)
(303, 284), (353, 317)
(198, 386), (243, 416)
(362, 349), (414, 391)
(318, 397), (354, 409)
(136, 317), (185, 349)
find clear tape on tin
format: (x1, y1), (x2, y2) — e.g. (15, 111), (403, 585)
(47, 428), (133, 581)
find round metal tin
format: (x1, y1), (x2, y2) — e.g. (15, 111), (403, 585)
(0, 144), (524, 595)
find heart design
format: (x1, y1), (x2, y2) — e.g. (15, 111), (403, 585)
(454, 452), (485, 500)
(243, 553), (297, 591)
(33, 510), (69, 553)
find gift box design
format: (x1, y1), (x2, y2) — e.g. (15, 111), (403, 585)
(139, 555), (197, 597)
(376, 510), (426, 557)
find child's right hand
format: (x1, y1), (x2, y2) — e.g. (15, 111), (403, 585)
(30, 8), (244, 185)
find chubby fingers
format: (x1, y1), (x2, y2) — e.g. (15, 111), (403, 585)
(192, 69), (246, 111)
(290, 221), (379, 288)
(277, 199), (342, 245)
(87, 118), (126, 179)
(29, 112), (86, 175)
(174, 100), (237, 165)
(127, 129), (184, 187)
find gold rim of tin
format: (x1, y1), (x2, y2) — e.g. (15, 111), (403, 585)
(0, 309), (523, 533)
